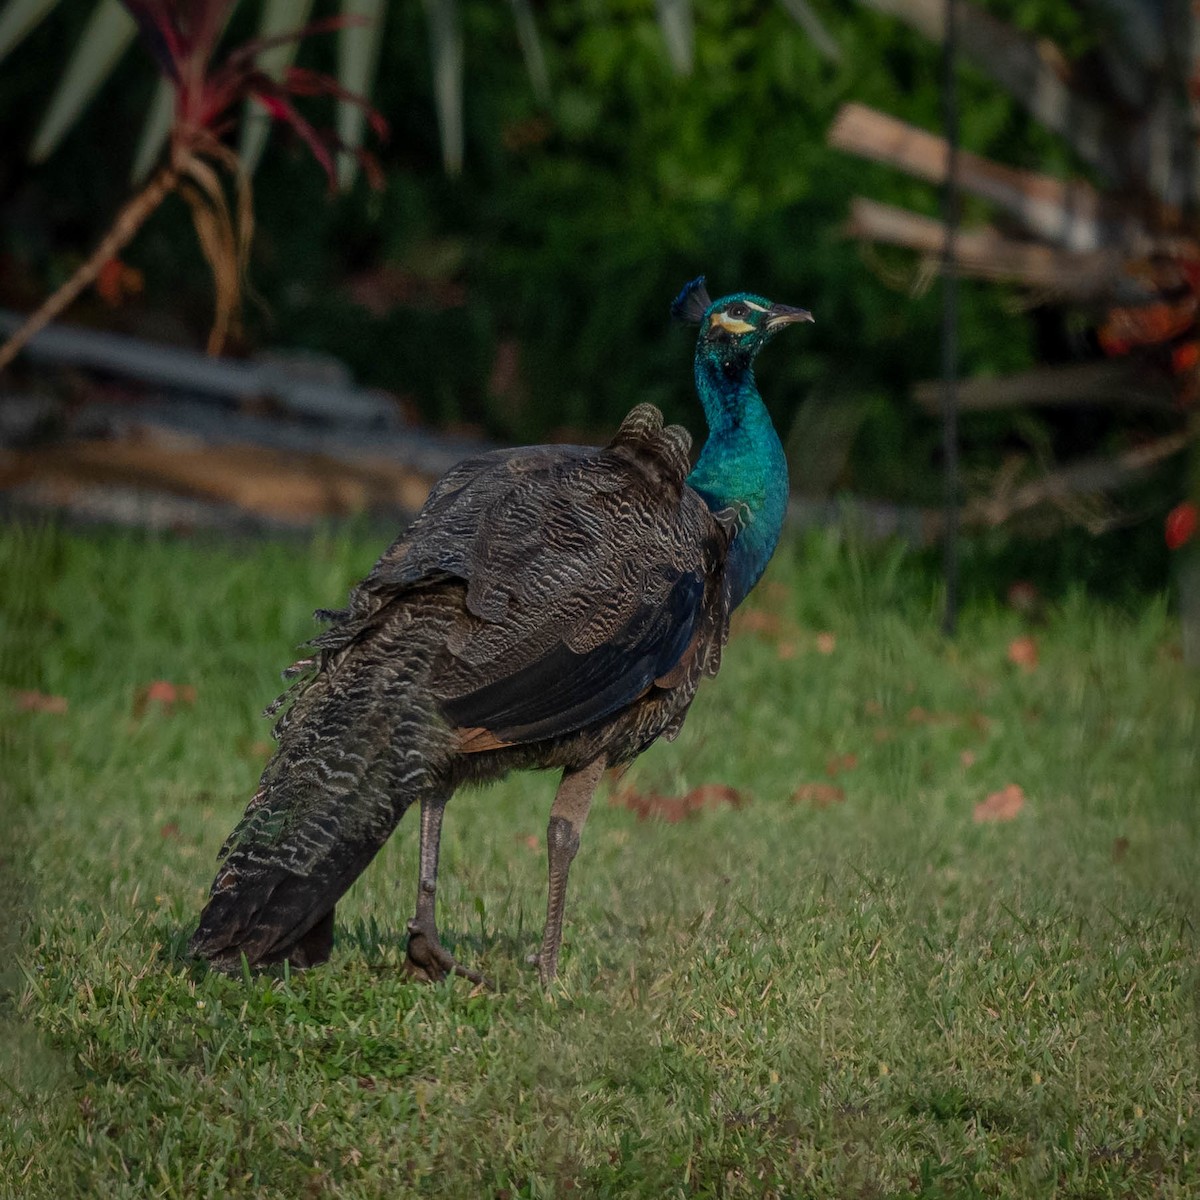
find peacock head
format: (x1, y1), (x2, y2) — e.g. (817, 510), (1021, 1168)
(671, 276), (812, 372)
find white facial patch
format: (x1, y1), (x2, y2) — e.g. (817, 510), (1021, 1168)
(709, 312), (754, 336)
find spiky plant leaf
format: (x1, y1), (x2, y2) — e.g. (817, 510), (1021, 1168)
(130, 76), (174, 184)
(656, 0), (694, 75)
(776, 0), (840, 64)
(335, 0), (384, 189)
(421, 0), (463, 176)
(508, 0), (549, 104)
(0, 0), (57, 60)
(30, 0), (135, 162)
(238, 0), (315, 176)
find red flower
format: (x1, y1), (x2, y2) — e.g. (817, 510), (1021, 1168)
(120, 0), (387, 189)
(1166, 502), (1199, 550)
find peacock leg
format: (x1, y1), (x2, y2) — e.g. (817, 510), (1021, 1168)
(532, 757), (606, 984)
(403, 792), (490, 986)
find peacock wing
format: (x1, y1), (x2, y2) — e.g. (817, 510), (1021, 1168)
(425, 404), (731, 745)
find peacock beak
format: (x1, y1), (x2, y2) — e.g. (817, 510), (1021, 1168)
(765, 304), (814, 331)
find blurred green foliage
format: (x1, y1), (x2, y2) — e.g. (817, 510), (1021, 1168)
(254, 0), (1052, 455)
(0, 0), (1179, 585)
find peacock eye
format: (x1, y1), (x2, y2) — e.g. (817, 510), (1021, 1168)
(727, 303), (748, 319)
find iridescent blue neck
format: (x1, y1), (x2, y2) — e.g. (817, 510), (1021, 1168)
(686, 353), (789, 608)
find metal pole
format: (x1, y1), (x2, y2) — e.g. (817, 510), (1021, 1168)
(941, 0), (961, 636)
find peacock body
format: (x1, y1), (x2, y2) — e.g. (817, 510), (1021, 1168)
(190, 278), (811, 983)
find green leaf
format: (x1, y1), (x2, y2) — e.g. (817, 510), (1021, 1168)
(129, 76), (173, 183)
(421, 0), (463, 176)
(30, 0), (136, 163)
(0, 0), (59, 62)
(508, 0), (550, 105)
(776, 0), (841, 64)
(656, 0), (694, 75)
(335, 0), (384, 190)
(239, 0), (316, 176)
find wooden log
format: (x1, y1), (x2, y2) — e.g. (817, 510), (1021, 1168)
(0, 309), (399, 428)
(844, 197), (1125, 297)
(963, 428), (1195, 528)
(829, 103), (1144, 253)
(857, 0), (1127, 186)
(0, 437), (434, 523)
(911, 361), (1174, 414)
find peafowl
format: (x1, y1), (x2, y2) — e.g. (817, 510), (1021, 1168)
(189, 277), (811, 984)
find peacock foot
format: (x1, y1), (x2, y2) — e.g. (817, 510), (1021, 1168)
(526, 949), (559, 987)
(403, 918), (491, 988)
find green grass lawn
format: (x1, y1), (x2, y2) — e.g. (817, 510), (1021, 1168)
(1, 522), (1196, 1198)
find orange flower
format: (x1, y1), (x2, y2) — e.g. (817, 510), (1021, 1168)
(1098, 300), (1196, 356)
(1172, 342), (1200, 374)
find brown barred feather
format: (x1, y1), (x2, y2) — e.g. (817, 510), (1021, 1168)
(189, 403), (734, 972)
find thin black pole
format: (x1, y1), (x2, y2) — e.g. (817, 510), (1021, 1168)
(941, 0), (961, 636)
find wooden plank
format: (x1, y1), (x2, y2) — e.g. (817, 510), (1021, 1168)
(858, 0), (1126, 185)
(963, 429), (1195, 527)
(844, 197), (1124, 297)
(0, 437), (434, 522)
(830, 103), (1129, 252)
(0, 309), (399, 427)
(70, 397), (490, 479)
(911, 361), (1174, 413)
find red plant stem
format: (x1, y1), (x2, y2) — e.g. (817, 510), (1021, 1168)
(0, 164), (179, 373)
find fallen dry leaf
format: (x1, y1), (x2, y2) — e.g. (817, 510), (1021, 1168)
(133, 681), (198, 716)
(237, 737), (274, 761)
(960, 749), (977, 768)
(905, 706), (958, 726)
(159, 822), (181, 840)
(519, 834), (540, 851)
(1111, 836), (1130, 863)
(615, 791), (687, 823)
(974, 783), (1026, 823)
(14, 689), (68, 714)
(686, 783), (747, 810)
(825, 753), (859, 777)
(815, 632), (837, 655)
(732, 610), (786, 639)
(1007, 636), (1039, 672)
(611, 783), (747, 823)
(792, 782), (846, 809)
(1005, 580), (1041, 616)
